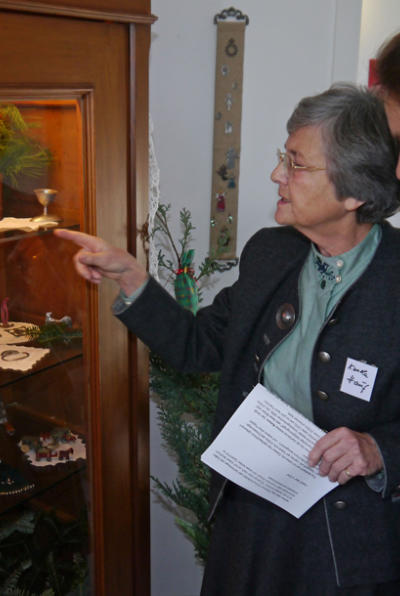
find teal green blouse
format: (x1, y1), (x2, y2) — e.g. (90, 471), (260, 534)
(263, 224), (382, 421)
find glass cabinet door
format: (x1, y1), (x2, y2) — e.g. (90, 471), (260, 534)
(0, 98), (90, 594)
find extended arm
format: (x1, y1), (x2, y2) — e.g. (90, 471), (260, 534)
(54, 228), (235, 374)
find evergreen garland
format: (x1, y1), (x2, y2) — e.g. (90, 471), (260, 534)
(26, 322), (82, 346)
(0, 104), (52, 189)
(150, 204), (237, 565)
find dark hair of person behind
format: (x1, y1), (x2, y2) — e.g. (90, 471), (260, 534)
(376, 32), (400, 98)
(287, 84), (400, 223)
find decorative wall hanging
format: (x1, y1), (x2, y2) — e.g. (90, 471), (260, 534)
(210, 7), (249, 259)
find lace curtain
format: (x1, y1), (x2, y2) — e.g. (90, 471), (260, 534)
(148, 114), (160, 280)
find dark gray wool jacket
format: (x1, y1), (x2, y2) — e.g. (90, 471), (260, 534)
(117, 221), (400, 587)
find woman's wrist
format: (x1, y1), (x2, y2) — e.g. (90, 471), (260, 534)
(118, 270), (149, 296)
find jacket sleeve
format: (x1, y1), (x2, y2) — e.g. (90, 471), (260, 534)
(114, 226), (271, 373)
(115, 274), (236, 373)
(368, 422), (400, 499)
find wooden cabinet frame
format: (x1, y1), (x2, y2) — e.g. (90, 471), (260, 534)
(0, 2), (156, 594)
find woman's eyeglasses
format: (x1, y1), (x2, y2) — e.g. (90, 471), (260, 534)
(277, 149), (326, 174)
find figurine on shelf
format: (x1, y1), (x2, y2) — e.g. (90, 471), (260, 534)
(19, 426), (86, 467)
(45, 312), (72, 326)
(50, 427), (76, 444)
(59, 447), (74, 461)
(35, 446), (57, 462)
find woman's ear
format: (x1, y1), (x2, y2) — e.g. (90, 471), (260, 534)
(343, 197), (365, 212)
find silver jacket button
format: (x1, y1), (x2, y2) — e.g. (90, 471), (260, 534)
(318, 351), (331, 363)
(328, 316), (338, 326)
(317, 390), (329, 400)
(333, 500), (347, 510)
(275, 303), (296, 330)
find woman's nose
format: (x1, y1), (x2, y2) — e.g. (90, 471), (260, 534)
(271, 161), (287, 184)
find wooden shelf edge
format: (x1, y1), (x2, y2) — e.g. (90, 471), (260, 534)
(0, 1), (158, 24)
(8, 402), (86, 435)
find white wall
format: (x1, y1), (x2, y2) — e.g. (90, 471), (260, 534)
(148, 2), (363, 595)
(357, 0), (400, 228)
(357, 0), (400, 84)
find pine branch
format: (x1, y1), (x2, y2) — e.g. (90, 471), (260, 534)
(26, 322), (82, 346)
(196, 255), (239, 281)
(0, 104), (52, 189)
(157, 249), (175, 274)
(175, 519), (211, 564)
(154, 204), (181, 266)
(179, 207), (195, 254)
(150, 204), (238, 564)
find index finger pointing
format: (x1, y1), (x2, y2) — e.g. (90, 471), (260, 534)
(54, 229), (105, 252)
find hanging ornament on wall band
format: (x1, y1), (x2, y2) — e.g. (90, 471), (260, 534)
(210, 7), (249, 259)
(209, 7), (248, 260)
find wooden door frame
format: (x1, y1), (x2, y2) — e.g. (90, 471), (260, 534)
(129, 22), (151, 596)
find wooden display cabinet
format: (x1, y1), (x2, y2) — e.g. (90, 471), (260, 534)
(0, 1), (155, 594)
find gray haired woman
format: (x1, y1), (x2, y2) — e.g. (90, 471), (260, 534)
(56, 84), (400, 594)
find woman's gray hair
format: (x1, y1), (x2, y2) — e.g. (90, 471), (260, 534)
(287, 84), (400, 223)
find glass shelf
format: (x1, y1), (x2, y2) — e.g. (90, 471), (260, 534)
(0, 220), (79, 245)
(0, 421), (86, 516)
(0, 339), (82, 389)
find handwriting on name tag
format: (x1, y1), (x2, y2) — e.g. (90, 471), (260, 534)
(340, 357), (378, 402)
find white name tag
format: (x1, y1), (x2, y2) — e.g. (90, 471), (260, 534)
(340, 357), (378, 402)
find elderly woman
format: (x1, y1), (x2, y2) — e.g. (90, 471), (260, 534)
(56, 84), (400, 595)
